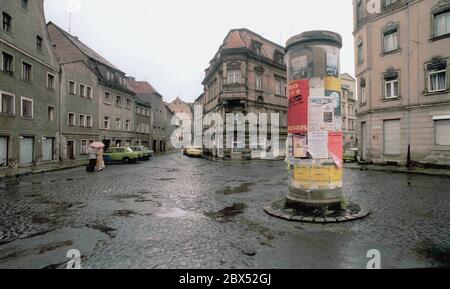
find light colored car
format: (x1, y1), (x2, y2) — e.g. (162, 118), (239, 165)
(184, 147), (203, 158)
(130, 146), (153, 160)
(343, 148), (358, 163)
(103, 147), (140, 164)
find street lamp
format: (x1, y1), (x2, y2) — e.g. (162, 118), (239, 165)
(264, 31), (369, 223)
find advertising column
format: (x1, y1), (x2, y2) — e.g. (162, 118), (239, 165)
(265, 31), (369, 223)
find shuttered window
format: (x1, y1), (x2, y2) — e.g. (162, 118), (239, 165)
(435, 119), (450, 146)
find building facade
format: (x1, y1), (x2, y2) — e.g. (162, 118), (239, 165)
(134, 94), (152, 148)
(128, 79), (173, 152)
(47, 22), (137, 153)
(167, 97), (193, 147)
(341, 73), (357, 148)
(1, 0), (60, 167)
(200, 28), (288, 160)
(354, 0), (450, 166)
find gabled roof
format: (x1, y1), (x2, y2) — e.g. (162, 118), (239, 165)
(127, 79), (162, 96)
(223, 31), (246, 49)
(47, 22), (122, 73)
(340, 73), (356, 81)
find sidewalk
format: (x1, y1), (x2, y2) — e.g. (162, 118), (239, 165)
(345, 162), (450, 177)
(0, 160), (88, 181)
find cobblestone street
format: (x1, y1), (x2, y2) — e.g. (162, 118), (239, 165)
(0, 153), (449, 269)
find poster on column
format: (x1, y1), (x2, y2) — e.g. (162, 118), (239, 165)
(328, 132), (343, 168)
(288, 79), (309, 134)
(324, 77), (342, 132)
(308, 131), (329, 159)
(309, 96), (334, 132)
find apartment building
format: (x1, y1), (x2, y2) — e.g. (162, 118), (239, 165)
(341, 73), (357, 148)
(354, 0), (450, 166)
(0, 0), (60, 167)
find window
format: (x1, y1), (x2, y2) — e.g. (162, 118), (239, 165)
(21, 97), (33, 118)
(2, 12), (12, 33)
(115, 118), (122, 130)
(434, 11), (450, 37)
(429, 69), (447, 92)
(86, 115), (92, 127)
(274, 52), (284, 65)
(79, 84), (86, 97)
(125, 119), (130, 131)
(103, 116), (110, 129)
(104, 92), (111, 104)
(356, 1), (363, 24)
(22, 62), (32, 82)
(47, 73), (55, 91)
(36, 36), (43, 52)
(383, 29), (399, 53)
(2, 52), (13, 74)
(357, 39), (363, 64)
(79, 114), (86, 127)
(116, 95), (122, 107)
(68, 113), (76, 126)
(48, 106), (54, 121)
(81, 140), (88, 154)
(126, 98), (131, 109)
(435, 119), (450, 146)
(256, 74), (263, 91)
(360, 79), (367, 104)
(1, 93), (14, 115)
(69, 81), (76, 94)
(136, 122), (140, 132)
(384, 0), (398, 7)
(21, 0), (29, 11)
(86, 86), (92, 99)
(227, 70), (241, 84)
(384, 73), (399, 99)
(275, 79), (283, 96)
(253, 43), (262, 55)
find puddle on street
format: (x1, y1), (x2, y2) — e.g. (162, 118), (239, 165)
(216, 183), (254, 195)
(152, 207), (190, 218)
(204, 203), (247, 223)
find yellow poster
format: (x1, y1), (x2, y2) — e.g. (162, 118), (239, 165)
(324, 77), (341, 92)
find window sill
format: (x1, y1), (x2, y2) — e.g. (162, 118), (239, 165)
(359, 102), (367, 107)
(104, 102), (111, 105)
(429, 33), (450, 42)
(2, 30), (14, 38)
(381, 96), (401, 102)
(21, 116), (33, 120)
(433, 145), (450, 151)
(0, 113), (15, 118)
(22, 79), (33, 85)
(1, 70), (14, 77)
(381, 48), (401, 57)
(423, 89), (450, 96)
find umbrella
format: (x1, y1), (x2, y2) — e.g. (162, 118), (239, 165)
(90, 142), (105, 148)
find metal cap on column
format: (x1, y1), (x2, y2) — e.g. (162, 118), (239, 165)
(264, 31), (369, 224)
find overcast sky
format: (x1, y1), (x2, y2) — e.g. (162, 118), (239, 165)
(44, 0), (355, 103)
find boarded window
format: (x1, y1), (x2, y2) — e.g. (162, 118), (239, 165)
(435, 119), (450, 146)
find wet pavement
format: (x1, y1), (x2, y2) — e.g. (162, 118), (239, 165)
(0, 153), (449, 269)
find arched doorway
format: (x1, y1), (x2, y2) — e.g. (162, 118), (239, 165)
(153, 140), (157, 152)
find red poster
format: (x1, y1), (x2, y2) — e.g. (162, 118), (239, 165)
(288, 79), (309, 133)
(328, 132), (343, 168)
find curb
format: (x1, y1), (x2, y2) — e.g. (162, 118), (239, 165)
(0, 162), (87, 181)
(345, 165), (450, 177)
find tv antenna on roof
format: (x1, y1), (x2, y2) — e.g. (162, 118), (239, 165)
(66, 0), (80, 34)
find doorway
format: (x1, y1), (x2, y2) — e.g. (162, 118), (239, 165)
(361, 122), (367, 161)
(67, 141), (75, 160)
(20, 137), (34, 165)
(0, 136), (7, 167)
(42, 137), (54, 161)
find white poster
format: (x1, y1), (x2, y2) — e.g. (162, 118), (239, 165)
(309, 96), (334, 132)
(308, 131), (329, 159)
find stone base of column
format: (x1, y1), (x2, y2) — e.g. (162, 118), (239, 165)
(264, 198), (369, 224)
(286, 186), (344, 213)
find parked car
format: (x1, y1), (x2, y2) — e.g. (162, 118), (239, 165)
(103, 147), (140, 164)
(343, 148), (359, 163)
(130, 146), (153, 160)
(184, 147), (203, 158)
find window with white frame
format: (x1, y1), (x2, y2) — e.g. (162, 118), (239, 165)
(125, 119), (130, 131)
(1, 93), (15, 115)
(434, 11), (450, 37)
(383, 28), (399, 53)
(22, 61), (32, 81)
(384, 72), (400, 99)
(48, 106), (54, 121)
(86, 115), (92, 127)
(435, 119), (450, 146)
(47, 73), (55, 91)
(227, 70), (241, 84)
(79, 114), (86, 127)
(115, 118), (122, 130)
(2, 12), (12, 34)
(116, 95), (122, 107)
(2, 52), (14, 74)
(81, 140), (88, 154)
(357, 39), (363, 64)
(104, 92), (111, 104)
(103, 116), (110, 129)
(36, 36), (43, 52)
(126, 98), (131, 109)
(384, 0), (398, 8)
(21, 97), (33, 118)
(256, 73), (263, 91)
(79, 84), (86, 97)
(86, 86), (92, 99)
(69, 81), (76, 94)
(68, 112), (76, 126)
(427, 61), (448, 92)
